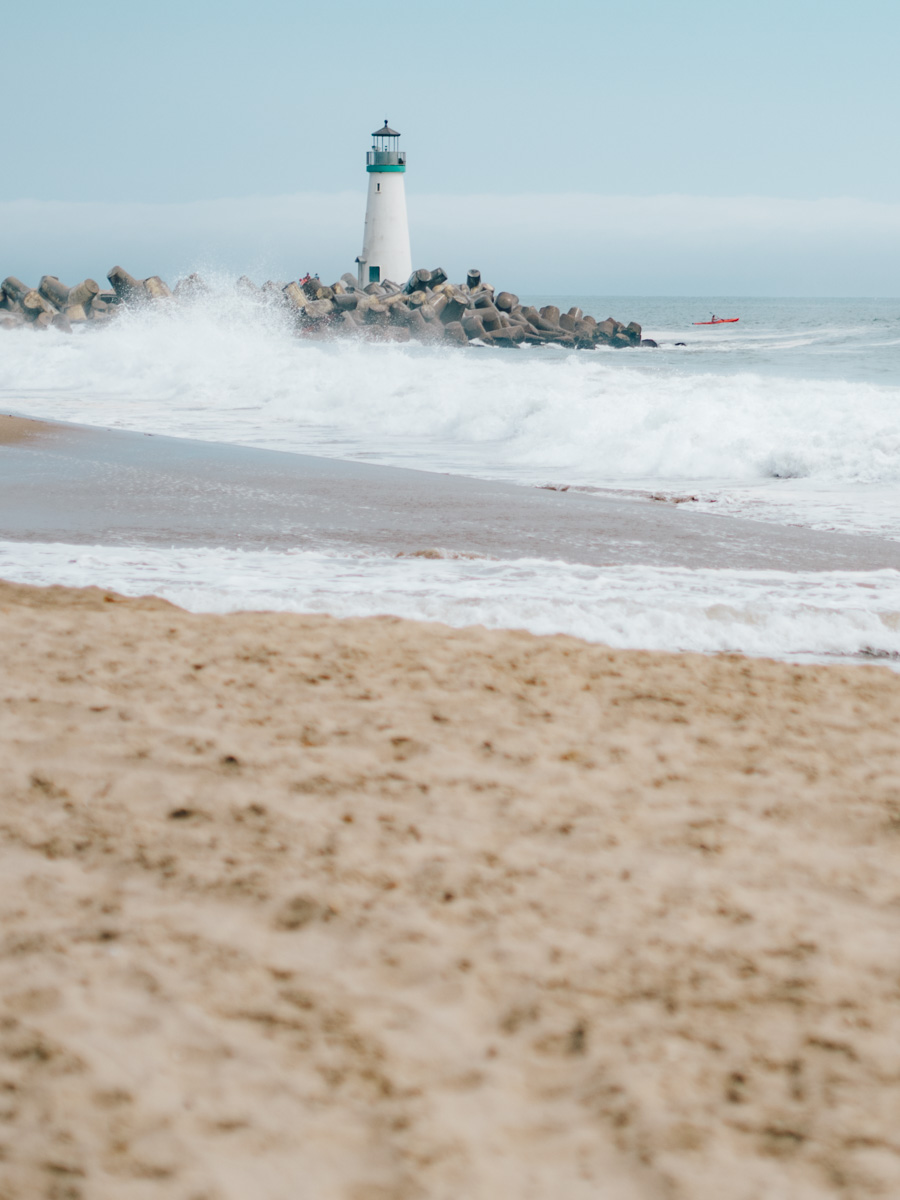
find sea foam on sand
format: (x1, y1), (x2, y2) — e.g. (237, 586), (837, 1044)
(3, 539), (900, 662)
(2, 578), (900, 1199)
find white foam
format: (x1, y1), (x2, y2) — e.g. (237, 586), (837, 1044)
(3, 539), (900, 664)
(3, 286), (900, 537)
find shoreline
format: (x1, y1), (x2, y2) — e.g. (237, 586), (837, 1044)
(4, 413), (900, 572)
(2, 575), (900, 1197)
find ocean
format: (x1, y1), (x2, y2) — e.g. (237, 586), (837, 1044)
(2, 287), (899, 662)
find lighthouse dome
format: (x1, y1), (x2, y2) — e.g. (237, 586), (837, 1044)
(367, 118), (407, 172)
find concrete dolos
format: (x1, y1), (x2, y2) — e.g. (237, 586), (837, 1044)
(0, 265), (649, 351)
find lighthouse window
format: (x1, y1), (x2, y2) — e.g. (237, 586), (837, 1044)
(376, 183), (381, 191)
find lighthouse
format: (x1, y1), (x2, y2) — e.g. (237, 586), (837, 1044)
(357, 121), (412, 288)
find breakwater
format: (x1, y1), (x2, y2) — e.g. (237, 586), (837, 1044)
(0, 265), (655, 349)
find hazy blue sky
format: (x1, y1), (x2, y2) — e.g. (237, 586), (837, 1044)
(3, 0), (899, 293)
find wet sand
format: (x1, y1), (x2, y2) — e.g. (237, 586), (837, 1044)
(2, 578), (900, 1198)
(3, 414), (900, 570)
(0, 414), (59, 445)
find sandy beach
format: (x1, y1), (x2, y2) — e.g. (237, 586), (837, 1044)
(3, 572), (900, 1199)
(4, 0), (898, 1193)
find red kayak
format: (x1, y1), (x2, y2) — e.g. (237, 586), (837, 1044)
(693, 317), (739, 325)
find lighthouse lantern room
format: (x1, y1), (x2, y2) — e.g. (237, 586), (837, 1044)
(357, 120), (412, 288)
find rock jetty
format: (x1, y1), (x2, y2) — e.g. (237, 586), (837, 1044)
(0, 266), (656, 349)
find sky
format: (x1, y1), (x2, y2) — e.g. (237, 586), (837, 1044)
(3, 0), (899, 294)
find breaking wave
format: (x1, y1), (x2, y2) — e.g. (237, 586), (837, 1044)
(2, 284), (900, 531)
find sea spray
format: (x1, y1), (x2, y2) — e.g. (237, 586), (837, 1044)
(2, 285), (900, 536)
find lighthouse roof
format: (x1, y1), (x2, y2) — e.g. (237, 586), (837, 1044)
(372, 121), (400, 137)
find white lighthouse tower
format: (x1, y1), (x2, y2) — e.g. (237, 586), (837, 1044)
(357, 120), (412, 288)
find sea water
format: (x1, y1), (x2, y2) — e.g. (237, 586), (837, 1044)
(1, 286), (899, 661)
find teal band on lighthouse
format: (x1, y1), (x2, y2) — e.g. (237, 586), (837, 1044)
(357, 120), (412, 288)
